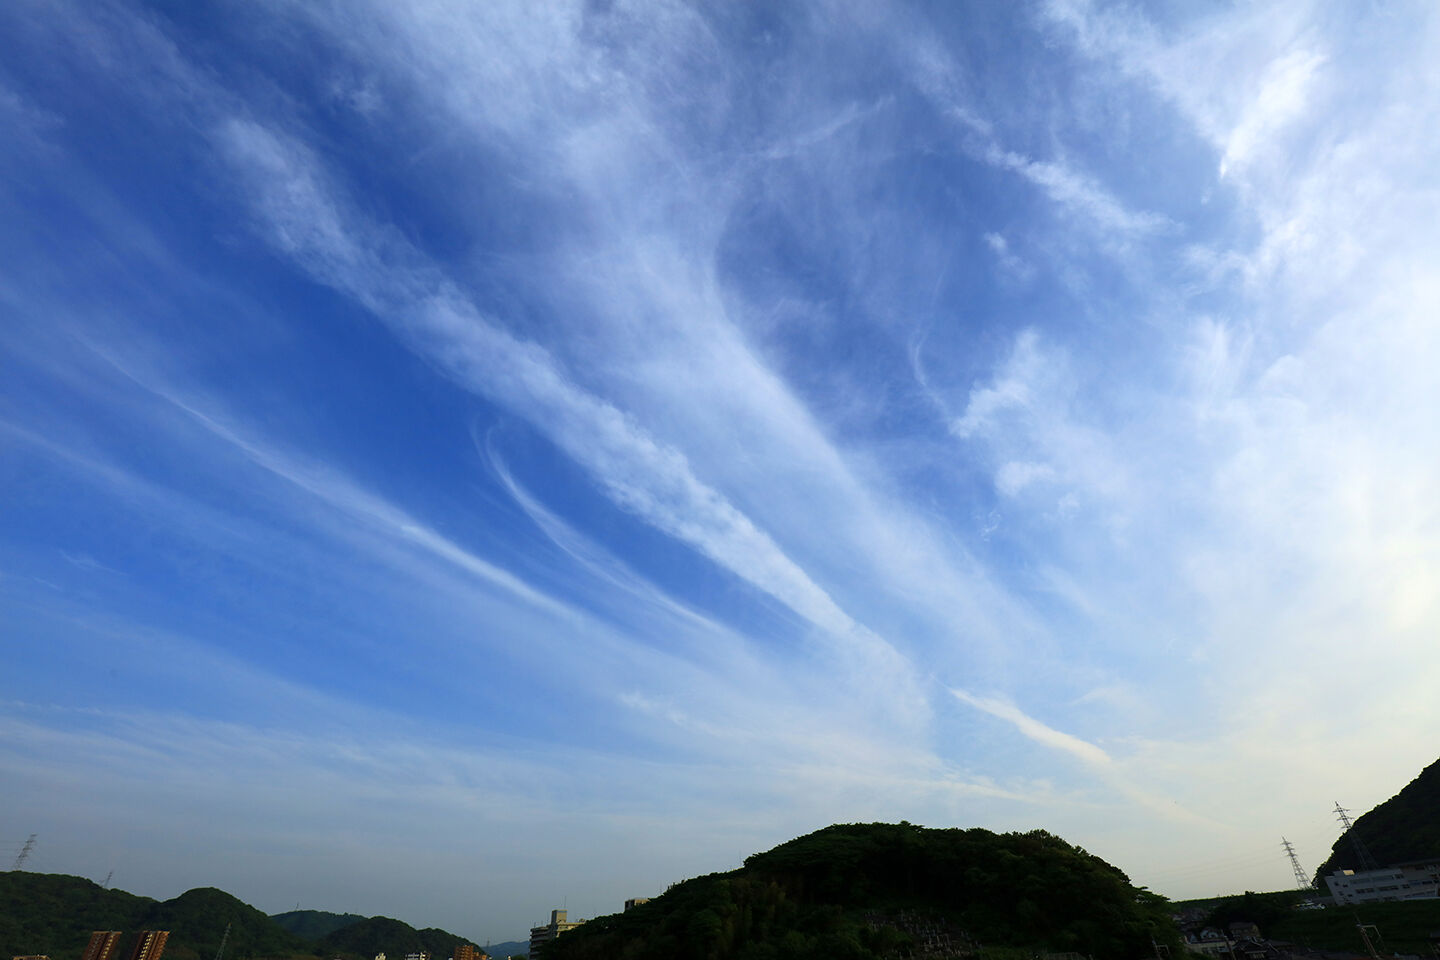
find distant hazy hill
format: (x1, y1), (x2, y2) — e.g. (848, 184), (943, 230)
(271, 910), (366, 940)
(480, 940), (526, 958)
(0, 873), (306, 960)
(547, 822), (1181, 960)
(1314, 755), (1440, 879)
(316, 915), (482, 960)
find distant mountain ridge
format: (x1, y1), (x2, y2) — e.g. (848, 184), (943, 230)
(1314, 755), (1440, 879)
(270, 910), (366, 940)
(0, 873), (486, 960)
(315, 915), (483, 960)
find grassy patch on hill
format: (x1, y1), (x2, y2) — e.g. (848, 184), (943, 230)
(1271, 900), (1440, 955)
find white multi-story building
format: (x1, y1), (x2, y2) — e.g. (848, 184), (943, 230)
(529, 909), (584, 958)
(1324, 862), (1440, 904)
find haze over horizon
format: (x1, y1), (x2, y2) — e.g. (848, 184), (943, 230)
(4, 0), (1439, 944)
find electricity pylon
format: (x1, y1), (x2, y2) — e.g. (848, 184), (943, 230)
(1334, 802), (1379, 871)
(11, 835), (35, 871)
(1282, 837), (1310, 888)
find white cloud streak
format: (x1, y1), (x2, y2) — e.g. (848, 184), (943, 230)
(982, 144), (1169, 237)
(951, 689), (1111, 768)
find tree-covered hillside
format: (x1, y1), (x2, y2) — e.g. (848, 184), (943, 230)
(0, 873), (154, 960)
(547, 822), (1181, 960)
(316, 915), (482, 960)
(0, 874), (306, 960)
(1270, 899), (1440, 955)
(0, 873), (479, 960)
(1314, 756), (1440, 879)
(1198, 890), (1311, 937)
(270, 910), (366, 941)
(141, 887), (308, 960)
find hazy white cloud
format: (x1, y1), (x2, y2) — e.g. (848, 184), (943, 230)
(983, 144), (1168, 237)
(984, 231), (1036, 283)
(1020, 0), (1440, 786)
(945, 329), (1130, 509)
(949, 329), (1047, 441)
(1218, 47), (1326, 178)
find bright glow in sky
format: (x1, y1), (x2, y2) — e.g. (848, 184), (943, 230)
(3, 0), (1439, 944)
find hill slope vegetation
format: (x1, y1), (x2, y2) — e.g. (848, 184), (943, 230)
(1314, 755), (1440, 878)
(0, 873), (305, 960)
(0, 873), (481, 960)
(316, 915), (481, 960)
(270, 910), (367, 941)
(547, 822), (1180, 960)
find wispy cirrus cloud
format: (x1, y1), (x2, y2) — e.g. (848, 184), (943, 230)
(951, 689), (1111, 768)
(981, 144), (1169, 237)
(215, 117), (925, 713)
(7, 0), (1440, 930)
(258, 0), (1048, 670)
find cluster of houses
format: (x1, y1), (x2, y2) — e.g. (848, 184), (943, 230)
(1178, 920), (1291, 960)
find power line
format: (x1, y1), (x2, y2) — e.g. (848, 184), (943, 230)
(1334, 801), (1379, 871)
(1138, 850), (1289, 884)
(1141, 847), (1288, 874)
(11, 834), (36, 871)
(1281, 837), (1310, 889)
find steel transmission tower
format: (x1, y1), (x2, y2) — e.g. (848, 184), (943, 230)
(1334, 801), (1379, 871)
(11, 834), (36, 871)
(1281, 837), (1310, 888)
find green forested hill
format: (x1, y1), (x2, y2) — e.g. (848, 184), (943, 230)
(315, 915), (481, 960)
(0, 874), (305, 960)
(270, 910), (366, 940)
(1270, 899), (1440, 955)
(546, 822), (1180, 960)
(141, 888), (307, 960)
(0, 873), (155, 959)
(1314, 756), (1440, 878)
(0, 873), (478, 960)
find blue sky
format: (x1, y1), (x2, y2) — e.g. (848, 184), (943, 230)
(4, 0), (1440, 943)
